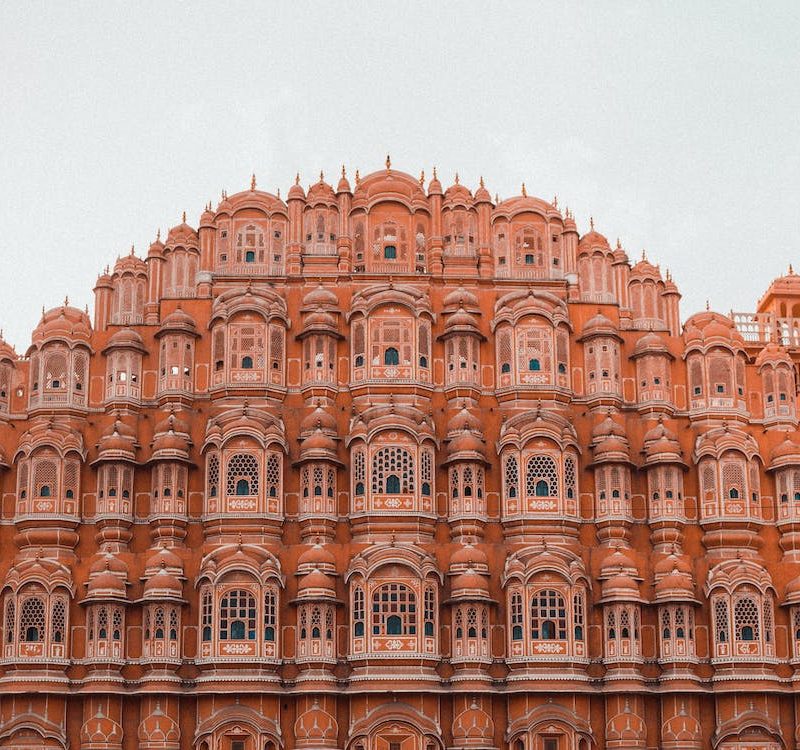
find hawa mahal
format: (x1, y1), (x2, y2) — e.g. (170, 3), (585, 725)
(0, 161), (799, 750)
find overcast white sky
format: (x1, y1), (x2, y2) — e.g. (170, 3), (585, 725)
(1, 2), (798, 351)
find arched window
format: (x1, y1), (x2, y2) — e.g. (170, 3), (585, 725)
(529, 358), (540, 371)
(530, 590), (566, 640)
(734, 596), (759, 642)
(226, 453), (259, 498)
(384, 245), (397, 259)
(19, 597), (44, 642)
(384, 347), (399, 366)
(386, 475), (400, 493)
(241, 355), (253, 369)
(235, 479), (250, 496)
(371, 447), (415, 494)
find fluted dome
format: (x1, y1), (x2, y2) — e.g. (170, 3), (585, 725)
(654, 549), (692, 577)
(32, 304), (92, 346)
(87, 571), (127, 598)
(288, 175), (306, 201)
(302, 284), (338, 309)
(95, 416), (137, 461)
(89, 552), (128, 577)
(157, 307), (198, 337)
(449, 542), (489, 572)
(580, 312), (618, 339)
(0, 332), (16, 362)
(300, 402), (338, 435)
(769, 432), (800, 468)
(683, 311), (744, 346)
(297, 542), (337, 574)
(144, 545), (183, 575)
(601, 573), (640, 600)
(630, 256), (662, 280)
(102, 327), (145, 353)
(756, 341), (793, 368)
(450, 570), (490, 597)
(632, 330), (670, 357)
(352, 166), (428, 207)
(578, 228), (611, 251)
(473, 177), (492, 204)
(297, 568), (336, 597)
(307, 174), (336, 204)
(165, 219), (198, 248)
(642, 418), (684, 464)
(143, 568), (183, 599)
(443, 179), (473, 205)
(654, 567), (695, 600)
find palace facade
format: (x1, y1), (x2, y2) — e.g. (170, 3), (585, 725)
(1, 162), (799, 749)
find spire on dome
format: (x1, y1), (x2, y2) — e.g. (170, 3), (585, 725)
(590, 216), (594, 230)
(552, 194), (558, 207)
(480, 175), (484, 188)
(355, 169), (360, 185)
(521, 182), (527, 197)
(454, 172), (459, 185)
(419, 169), (425, 186)
(385, 154), (391, 170)
(319, 170), (324, 182)
(251, 173), (256, 190)
(295, 172), (300, 185)
(182, 211), (186, 223)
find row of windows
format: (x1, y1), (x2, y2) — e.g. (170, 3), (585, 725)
(0, 585), (789, 665)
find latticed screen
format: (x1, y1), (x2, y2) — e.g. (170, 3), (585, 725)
(372, 583), (416, 636)
(264, 589), (277, 640)
(19, 597), (45, 642)
(371, 447), (415, 494)
(226, 453), (259, 496)
(207, 453), (220, 498)
(530, 589), (566, 640)
(734, 596), (760, 641)
(525, 455), (559, 497)
(714, 597), (730, 644)
(219, 589), (256, 641)
(516, 326), (552, 377)
(504, 455), (519, 498)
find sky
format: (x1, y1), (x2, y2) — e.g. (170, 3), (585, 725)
(0, 1), (799, 351)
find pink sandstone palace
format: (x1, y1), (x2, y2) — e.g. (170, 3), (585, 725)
(1, 160), (800, 750)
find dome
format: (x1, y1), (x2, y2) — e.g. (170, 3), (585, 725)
(352, 164), (428, 207)
(770, 432), (800, 468)
(306, 173), (336, 204)
(300, 403), (338, 435)
(578, 228), (611, 251)
(102, 327), (145, 353)
(336, 166), (352, 194)
(443, 178), (473, 206)
(473, 176), (492, 204)
(165, 219), (198, 248)
(580, 311), (619, 339)
(143, 569), (183, 599)
(446, 404), (482, 435)
(297, 542), (337, 574)
(113, 252), (147, 276)
(451, 570), (490, 595)
(153, 407), (190, 437)
(95, 416), (137, 461)
(157, 307), (198, 337)
(32, 304), (92, 346)
(89, 552), (128, 577)
(0, 331), (16, 362)
(302, 284), (338, 309)
(297, 568), (336, 596)
(200, 203), (215, 227)
(147, 233), (165, 258)
(302, 309), (338, 334)
(642, 419), (684, 464)
(601, 573), (640, 600)
(145, 545), (183, 574)
(786, 573), (800, 604)
(600, 547), (639, 579)
(654, 568), (695, 599)
(443, 306), (481, 333)
(756, 341), (793, 368)
(495, 187), (559, 219)
(446, 429), (486, 460)
(630, 256), (662, 280)
(632, 330), (671, 358)
(87, 571), (127, 598)
(449, 542), (489, 571)
(288, 174), (306, 201)
(682, 311), (744, 346)
(298, 427), (339, 464)
(442, 286), (480, 310)
(654, 549), (692, 577)
(427, 169), (443, 196)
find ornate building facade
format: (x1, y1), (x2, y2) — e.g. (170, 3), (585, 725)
(0, 162), (799, 749)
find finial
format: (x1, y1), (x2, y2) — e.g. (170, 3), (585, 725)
(42, 305), (45, 317)
(479, 175), (484, 188)
(433, 165), (438, 180)
(454, 172), (459, 185)
(276, 188), (280, 199)
(552, 194), (557, 207)
(130, 244), (134, 256)
(85, 304), (89, 314)
(495, 193), (499, 203)
(641, 249), (646, 261)
(521, 182), (527, 197)
(706, 299), (710, 311)
(386, 154), (391, 170)
(105, 264), (109, 274)
(419, 169), (425, 186)
(319, 170), (324, 182)
(589, 216), (594, 230)
(295, 172), (300, 185)
(342, 164), (346, 178)
(182, 211), (186, 223)
(790, 264), (795, 275)
(355, 169), (360, 185)
(616, 237), (621, 249)
(64, 295), (69, 306)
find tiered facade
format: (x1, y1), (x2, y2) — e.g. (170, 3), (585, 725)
(1, 162), (800, 749)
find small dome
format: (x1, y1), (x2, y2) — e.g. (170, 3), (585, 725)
(147, 234), (165, 258)
(302, 284), (338, 308)
(443, 179), (473, 205)
(601, 573), (640, 599)
(449, 542), (489, 570)
(632, 330), (670, 357)
(89, 553), (128, 576)
(288, 175), (306, 201)
(145, 546), (183, 573)
(578, 228), (611, 251)
(756, 341), (793, 368)
(165, 219), (198, 248)
(447, 429), (486, 457)
(143, 569), (183, 598)
(444, 306), (480, 332)
(103, 327), (145, 353)
(96, 416), (137, 460)
(642, 419), (683, 463)
(446, 405), (482, 435)
(580, 312), (618, 339)
(786, 573), (800, 603)
(770, 432), (800, 468)
(0, 332), (16, 361)
(297, 542), (337, 573)
(630, 256), (662, 280)
(299, 427), (338, 461)
(300, 403), (337, 435)
(600, 547), (638, 579)
(157, 307), (198, 337)
(200, 204), (215, 227)
(654, 550), (692, 577)
(427, 170), (443, 195)
(451, 570), (489, 594)
(32, 304), (92, 346)
(683, 311), (744, 346)
(87, 571), (127, 597)
(654, 568), (695, 599)
(336, 167), (352, 194)
(473, 177), (492, 204)
(298, 568), (336, 596)
(307, 174), (336, 204)
(113, 252), (147, 275)
(302, 309), (338, 333)
(442, 286), (480, 310)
